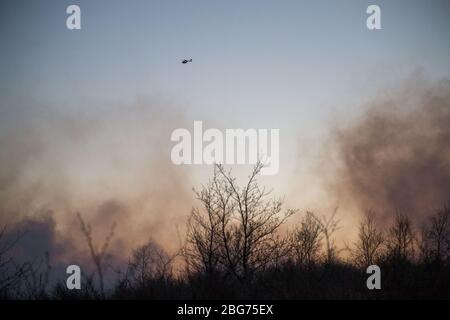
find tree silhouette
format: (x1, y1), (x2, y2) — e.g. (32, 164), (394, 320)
(312, 208), (340, 264)
(0, 225), (33, 298)
(420, 206), (450, 264)
(76, 213), (116, 298)
(290, 211), (322, 267)
(352, 211), (385, 267)
(185, 162), (296, 281)
(128, 239), (173, 286)
(387, 212), (415, 262)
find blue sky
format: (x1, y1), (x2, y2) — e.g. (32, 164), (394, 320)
(2, 0), (449, 122)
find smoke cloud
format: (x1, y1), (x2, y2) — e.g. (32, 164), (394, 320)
(2, 78), (450, 279)
(0, 97), (194, 272)
(331, 78), (450, 224)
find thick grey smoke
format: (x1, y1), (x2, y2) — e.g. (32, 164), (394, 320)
(331, 78), (450, 223)
(0, 97), (193, 272)
(5, 213), (73, 262)
(2, 212), (128, 288)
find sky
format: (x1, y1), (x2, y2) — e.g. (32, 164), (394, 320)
(2, 0), (449, 116)
(0, 0), (449, 272)
(2, 0), (449, 158)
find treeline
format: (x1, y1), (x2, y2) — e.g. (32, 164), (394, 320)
(1, 163), (450, 299)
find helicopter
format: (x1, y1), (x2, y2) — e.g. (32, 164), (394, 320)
(181, 59), (192, 64)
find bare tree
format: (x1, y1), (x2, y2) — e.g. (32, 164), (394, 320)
(352, 211), (385, 267)
(76, 213), (116, 298)
(420, 206), (450, 264)
(313, 208), (340, 264)
(387, 212), (415, 262)
(128, 239), (173, 286)
(217, 162), (296, 279)
(184, 169), (229, 275)
(20, 251), (52, 299)
(185, 162), (296, 281)
(0, 225), (33, 297)
(290, 211), (322, 267)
